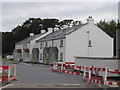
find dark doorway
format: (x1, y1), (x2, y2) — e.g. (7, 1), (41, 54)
(32, 48), (39, 63)
(43, 47), (58, 64)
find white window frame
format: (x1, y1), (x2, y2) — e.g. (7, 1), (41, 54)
(40, 42), (43, 49)
(60, 39), (63, 47)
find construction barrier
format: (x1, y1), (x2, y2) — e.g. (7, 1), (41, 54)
(52, 62), (120, 87)
(0, 64), (17, 85)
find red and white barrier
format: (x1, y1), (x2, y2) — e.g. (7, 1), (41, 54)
(52, 69), (83, 76)
(85, 76), (120, 86)
(0, 64), (17, 83)
(52, 62), (120, 87)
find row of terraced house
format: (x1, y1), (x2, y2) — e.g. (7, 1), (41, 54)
(14, 16), (113, 64)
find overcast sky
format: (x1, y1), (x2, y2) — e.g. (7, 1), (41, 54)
(1, 1), (119, 32)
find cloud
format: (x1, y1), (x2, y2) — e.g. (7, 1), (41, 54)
(2, 2), (118, 32)
(1, 0), (120, 2)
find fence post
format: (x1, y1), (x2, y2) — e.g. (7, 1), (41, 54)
(61, 63), (63, 71)
(53, 62), (55, 69)
(8, 65), (11, 81)
(104, 68), (108, 85)
(83, 66), (86, 80)
(53, 62), (57, 70)
(14, 64), (16, 79)
(88, 66), (92, 80)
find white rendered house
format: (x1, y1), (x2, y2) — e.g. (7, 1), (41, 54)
(36, 16), (113, 64)
(14, 29), (53, 62)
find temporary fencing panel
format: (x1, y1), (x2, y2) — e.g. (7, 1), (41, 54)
(52, 61), (120, 87)
(0, 64), (17, 85)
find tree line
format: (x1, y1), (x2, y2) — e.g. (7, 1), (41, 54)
(2, 18), (117, 57)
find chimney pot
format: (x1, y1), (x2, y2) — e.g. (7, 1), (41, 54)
(41, 30), (46, 34)
(30, 33), (34, 36)
(87, 16), (94, 24)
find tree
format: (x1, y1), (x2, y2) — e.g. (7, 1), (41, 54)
(97, 20), (116, 38)
(27, 18), (43, 34)
(58, 19), (73, 26)
(42, 19), (59, 30)
(2, 32), (14, 56)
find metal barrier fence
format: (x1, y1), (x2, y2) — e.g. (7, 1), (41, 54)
(52, 62), (120, 87)
(0, 64), (17, 85)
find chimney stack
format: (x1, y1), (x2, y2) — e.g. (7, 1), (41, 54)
(54, 27), (59, 31)
(62, 24), (69, 29)
(30, 33), (34, 36)
(48, 27), (53, 33)
(41, 30), (46, 34)
(87, 16), (94, 24)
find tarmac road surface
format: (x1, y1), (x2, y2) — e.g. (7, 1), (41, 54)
(13, 63), (87, 84)
(2, 63), (118, 89)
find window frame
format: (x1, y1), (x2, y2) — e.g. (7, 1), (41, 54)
(45, 41), (48, 47)
(60, 53), (63, 60)
(60, 39), (63, 47)
(40, 42), (43, 49)
(88, 40), (92, 47)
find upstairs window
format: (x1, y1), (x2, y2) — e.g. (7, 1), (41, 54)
(45, 42), (48, 47)
(52, 40), (54, 47)
(40, 42), (43, 49)
(60, 39), (63, 47)
(25, 44), (27, 48)
(88, 40), (92, 47)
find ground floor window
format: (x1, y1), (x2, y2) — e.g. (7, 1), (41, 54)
(60, 53), (63, 60)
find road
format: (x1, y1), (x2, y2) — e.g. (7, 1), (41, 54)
(2, 60), (105, 88)
(13, 63), (86, 85)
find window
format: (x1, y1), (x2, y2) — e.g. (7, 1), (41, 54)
(25, 44), (27, 48)
(88, 40), (92, 47)
(45, 42), (48, 47)
(52, 40), (54, 47)
(60, 39), (63, 47)
(40, 42), (43, 49)
(40, 53), (42, 60)
(60, 53), (63, 60)
(23, 44), (27, 48)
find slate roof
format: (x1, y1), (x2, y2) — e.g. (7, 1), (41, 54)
(37, 24), (86, 42)
(16, 33), (43, 45)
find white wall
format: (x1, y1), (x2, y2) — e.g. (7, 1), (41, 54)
(74, 57), (119, 76)
(37, 38), (66, 63)
(75, 57), (118, 69)
(53, 39), (66, 62)
(66, 23), (113, 62)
